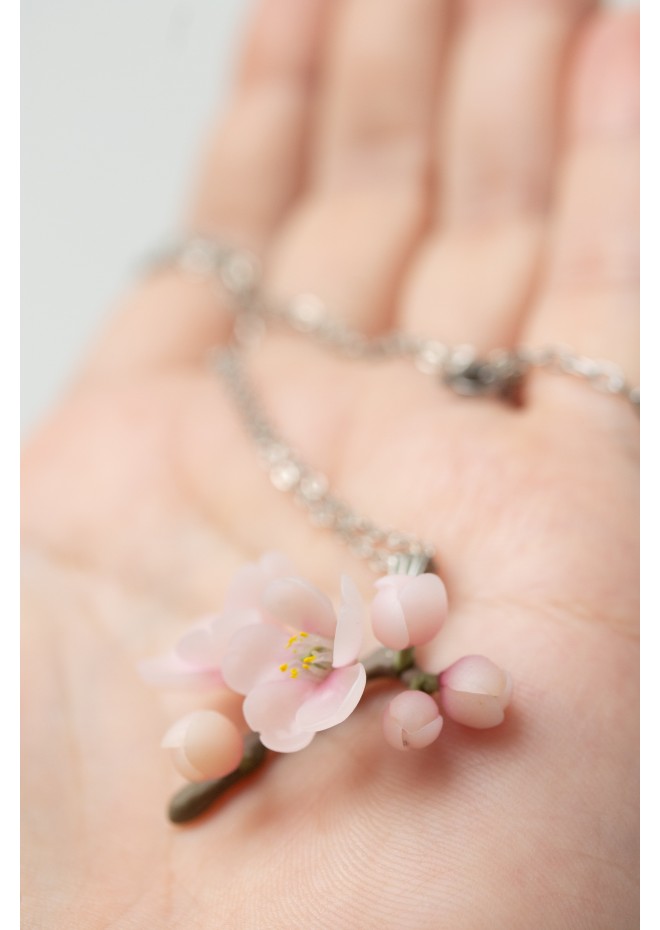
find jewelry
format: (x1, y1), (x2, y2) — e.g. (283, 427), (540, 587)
(142, 236), (637, 826)
(214, 346), (434, 576)
(152, 236), (640, 409)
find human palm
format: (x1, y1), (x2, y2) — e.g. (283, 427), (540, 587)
(22, 2), (639, 928)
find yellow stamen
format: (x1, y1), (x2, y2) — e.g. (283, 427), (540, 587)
(302, 654), (316, 665)
(286, 635), (298, 648)
(290, 668), (299, 679)
(279, 663), (288, 672)
(299, 632), (309, 638)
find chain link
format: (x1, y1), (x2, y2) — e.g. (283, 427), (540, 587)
(156, 237), (639, 410)
(214, 347), (435, 576)
(150, 237), (639, 574)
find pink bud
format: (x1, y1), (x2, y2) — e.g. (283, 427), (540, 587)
(371, 573), (448, 650)
(439, 655), (512, 729)
(162, 710), (244, 782)
(382, 690), (444, 751)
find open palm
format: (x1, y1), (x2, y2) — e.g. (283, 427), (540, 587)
(22, 1), (639, 927)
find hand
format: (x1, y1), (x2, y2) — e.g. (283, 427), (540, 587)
(22, 1), (639, 927)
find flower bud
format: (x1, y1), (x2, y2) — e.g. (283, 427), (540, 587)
(371, 573), (448, 650)
(162, 710), (243, 782)
(382, 690), (443, 751)
(439, 655), (512, 729)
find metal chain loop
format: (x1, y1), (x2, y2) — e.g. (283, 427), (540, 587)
(153, 237), (639, 411)
(214, 347), (434, 576)
(149, 237), (639, 575)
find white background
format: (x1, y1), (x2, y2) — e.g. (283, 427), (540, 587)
(21, 0), (636, 431)
(22, 0), (249, 430)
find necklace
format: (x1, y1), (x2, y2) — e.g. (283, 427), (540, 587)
(156, 236), (640, 410)
(143, 236), (638, 824)
(214, 346), (435, 577)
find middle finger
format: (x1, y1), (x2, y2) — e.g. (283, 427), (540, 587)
(402, 0), (593, 350)
(266, 0), (448, 333)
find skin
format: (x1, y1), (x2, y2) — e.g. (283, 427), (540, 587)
(21, 1), (639, 928)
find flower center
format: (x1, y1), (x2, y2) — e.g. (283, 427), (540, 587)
(279, 631), (333, 680)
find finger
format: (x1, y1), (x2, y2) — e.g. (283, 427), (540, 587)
(522, 9), (639, 413)
(78, 268), (233, 384)
(190, 0), (330, 242)
(265, 0), (448, 333)
(440, 0), (592, 228)
(402, 0), (591, 350)
(80, 0), (330, 382)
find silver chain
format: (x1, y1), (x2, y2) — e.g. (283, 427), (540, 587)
(154, 236), (640, 409)
(150, 237), (639, 575)
(214, 347), (434, 576)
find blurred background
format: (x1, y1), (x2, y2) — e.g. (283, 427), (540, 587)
(21, 0), (249, 431)
(21, 0), (636, 432)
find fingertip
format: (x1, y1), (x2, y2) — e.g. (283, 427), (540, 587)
(238, 0), (332, 89)
(190, 0), (335, 270)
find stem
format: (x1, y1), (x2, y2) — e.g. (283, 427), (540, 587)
(400, 667), (440, 695)
(168, 732), (267, 824)
(166, 647), (438, 823)
(363, 646), (415, 680)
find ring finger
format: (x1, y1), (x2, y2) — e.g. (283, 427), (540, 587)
(401, 0), (592, 351)
(522, 8), (639, 421)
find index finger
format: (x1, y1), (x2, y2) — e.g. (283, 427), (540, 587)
(79, 0), (331, 384)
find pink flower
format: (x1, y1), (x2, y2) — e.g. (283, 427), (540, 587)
(162, 710), (244, 782)
(139, 552), (298, 689)
(382, 691), (443, 751)
(439, 655), (512, 729)
(220, 575), (367, 752)
(371, 573), (448, 650)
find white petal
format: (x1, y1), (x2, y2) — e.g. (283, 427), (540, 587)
(243, 678), (314, 734)
(263, 577), (337, 637)
(258, 729), (315, 753)
(220, 624), (287, 695)
(332, 575), (364, 667)
(296, 664), (366, 732)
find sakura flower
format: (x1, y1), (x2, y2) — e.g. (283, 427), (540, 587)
(371, 573), (448, 650)
(439, 655), (512, 729)
(220, 575), (367, 752)
(382, 690), (443, 751)
(162, 710), (243, 782)
(139, 552), (297, 689)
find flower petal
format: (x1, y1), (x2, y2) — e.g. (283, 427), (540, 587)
(263, 577), (337, 637)
(170, 747), (206, 782)
(440, 689), (505, 729)
(398, 573), (448, 646)
(370, 584), (410, 650)
(404, 715), (443, 749)
(210, 607), (264, 650)
(440, 655), (509, 695)
(221, 624), (288, 695)
(138, 653), (223, 689)
(439, 655), (511, 728)
(388, 689), (441, 732)
(162, 710), (243, 781)
(382, 691), (443, 750)
(258, 729), (315, 753)
(243, 678), (314, 735)
(296, 663), (366, 732)
(176, 615), (226, 666)
(332, 576), (364, 667)
(374, 575), (409, 593)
